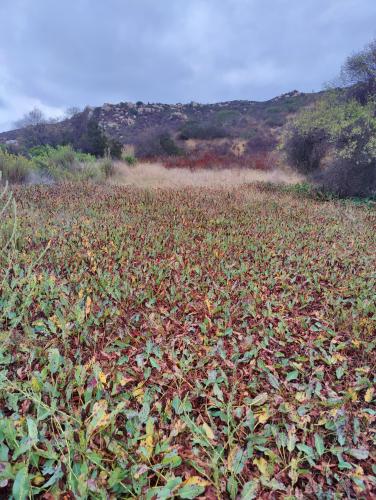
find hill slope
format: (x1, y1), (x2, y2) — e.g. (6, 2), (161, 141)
(0, 90), (325, 163)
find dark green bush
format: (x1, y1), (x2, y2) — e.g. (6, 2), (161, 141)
(313, 158), (376, 198)
(282, 93), (376, 197)
(123, 155), (137, 166)
(159, 134), (183, 156)
(178, 122), (228, 140)
(283, 127), (328, 174)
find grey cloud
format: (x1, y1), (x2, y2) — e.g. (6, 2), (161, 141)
(0, 0), (375, 131)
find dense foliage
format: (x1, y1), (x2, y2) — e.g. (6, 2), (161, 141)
(283, 96), (376, 197)
(0, 184), (375, 498)
(340, 39), (376, 103)
(178, 122), (228, 141)
(0, 146), (115, 184)
(282, 39), (376, 198)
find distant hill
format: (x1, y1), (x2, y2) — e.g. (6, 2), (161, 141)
(0, 90), (326, 166)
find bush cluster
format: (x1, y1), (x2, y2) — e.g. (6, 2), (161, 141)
(0, 150), (35, 184)
(282, 95), (376, 197)
(0, 145), (116, 184)
(282, 39), (376, 198)
(178, 121), (228, 140)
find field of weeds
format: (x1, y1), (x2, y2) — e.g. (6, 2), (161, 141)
(0, 183), (375, 498)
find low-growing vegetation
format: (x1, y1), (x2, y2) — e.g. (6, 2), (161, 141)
(0, 183), (375, 498)
(162, 152), (271, 171)
(0, 145), (115, 184)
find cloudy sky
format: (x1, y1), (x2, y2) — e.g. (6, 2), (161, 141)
(0, 0), (375, 131)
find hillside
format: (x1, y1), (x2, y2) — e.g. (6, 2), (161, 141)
(0, 90), (324, 165)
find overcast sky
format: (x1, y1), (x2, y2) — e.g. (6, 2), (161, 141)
(0, 0), (375, 131)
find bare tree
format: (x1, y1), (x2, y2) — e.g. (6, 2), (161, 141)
(65, 106), (82, 118)
(15, 107), (47, 129)
(340, 39), (376, 101)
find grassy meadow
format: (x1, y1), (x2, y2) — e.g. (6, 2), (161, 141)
(0, 182), (375, 498)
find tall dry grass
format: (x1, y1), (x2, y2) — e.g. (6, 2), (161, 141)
(110, 161), (303, 189)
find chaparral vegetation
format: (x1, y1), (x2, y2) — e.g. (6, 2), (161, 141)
(0, 182), (375, 498)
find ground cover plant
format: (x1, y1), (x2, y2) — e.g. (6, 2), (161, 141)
(0, 183), (375, 498)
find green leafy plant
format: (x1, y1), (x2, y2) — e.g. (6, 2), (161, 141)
(0, 183), (374, 497)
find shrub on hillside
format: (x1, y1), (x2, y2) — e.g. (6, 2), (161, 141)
(122, 154), (137, 166)
(313, 157), (376, 198)
(283, 126), (328, 174)
(159, 133), (183, 156)
(340, 38), (376, 103)
(214, 110), (241, 126)
(30, 145), (92, 178)
(0, 150), (34, 184)
(178, 121), (228, 140)
(282, 95), (376, 196)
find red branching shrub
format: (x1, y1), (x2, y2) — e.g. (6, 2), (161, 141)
(159, 152), (272, 170)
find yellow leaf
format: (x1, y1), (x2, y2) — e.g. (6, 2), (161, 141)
(141, 418), (154, 460)
(348, 387), (358, 402)
(354, 465), (364, 478)
(202, 422), (215, 440)
(87, 400), (109, 435)
(295, 391), (306, 402)
(253, 457), (270, 479)
(33, 475), (45, 486)
(132, 383), (145, 403)
(330, 407), (340, 417)
(289, 457), (299, 485)
(183, 476), (210, 487)
(31, 376), (41, 392)
(256, 408), (269, 424)
(119, 376), (134, 386)
(98, 371), (107, 386)
(205, 298), (212, 315)
(365, 387), (374, 403)
(171, 419), (186, 437)
(85, 296), (92, 316)
(227, 446), (241, 471)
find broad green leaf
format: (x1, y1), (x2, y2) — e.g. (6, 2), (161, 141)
(12, 466), (30, 500)
(249, 393), (268, 406)
(347, 448), (369, 460)
(286, 370), (299, 381)
(241, 480), (259, 499)
(178, 485), (205, 499)
(267, 373), (280, 390)
(253, 457), (270, 479)
(227, 446), (246, 474)
(297, 443), (315, 459)
(314, 433), (325, 457)
(287, 426), (297, 452)
(227, 475), (238, 499)
(26, 417), (38, 442)
(48, 348), (61, 375)
(202, 422), (215, 440)
(260, 477), (286, 491)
